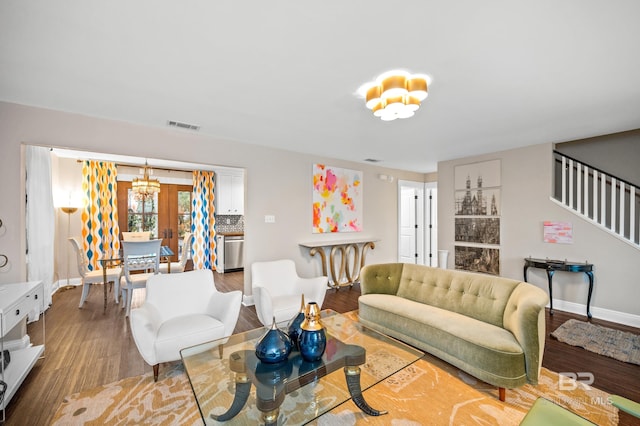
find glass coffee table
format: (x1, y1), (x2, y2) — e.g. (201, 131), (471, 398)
(181, 310), (423, 425)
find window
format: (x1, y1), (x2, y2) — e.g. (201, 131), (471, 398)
(118, 182), (192, 262)
(127, 191), (159, 238)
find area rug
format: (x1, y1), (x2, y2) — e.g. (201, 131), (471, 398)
(551, 318), (640, 365)
(52, 313), (618, 426)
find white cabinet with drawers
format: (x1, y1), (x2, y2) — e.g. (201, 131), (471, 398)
(0, 281), (45, 417)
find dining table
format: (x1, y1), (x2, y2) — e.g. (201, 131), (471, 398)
(99, 256), (123, 314)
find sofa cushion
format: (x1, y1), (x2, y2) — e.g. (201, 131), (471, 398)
(155, 314), (224, 363)
(359, 294), (527, 387)
(395, 264), (520, 327)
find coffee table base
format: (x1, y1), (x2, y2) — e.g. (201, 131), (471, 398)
(345, 365), (388, 416)
(213, 352), (387, 424)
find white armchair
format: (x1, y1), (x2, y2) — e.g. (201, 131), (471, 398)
(251, 259), (328, 327)
(129, 269), (242, 381)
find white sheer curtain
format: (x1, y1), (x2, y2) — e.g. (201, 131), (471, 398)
(26, 145), (55, 312)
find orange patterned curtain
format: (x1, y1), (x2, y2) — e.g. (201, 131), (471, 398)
(191, 170), (216, 270)
(81, 161), (120, 270)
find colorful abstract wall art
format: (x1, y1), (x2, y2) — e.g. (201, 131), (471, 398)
(312, 164), (363, 233)
(543, 221), (573, 244)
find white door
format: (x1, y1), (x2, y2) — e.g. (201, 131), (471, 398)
(398, 181), (424, 264)
(425, 183), (438, 266)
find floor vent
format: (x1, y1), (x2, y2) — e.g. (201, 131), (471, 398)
(167, 120), (200, 131)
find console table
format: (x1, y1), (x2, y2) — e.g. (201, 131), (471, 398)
(299, 238), (378, 289)
(0, 281), (45, 419)
(523, 257), (594, 319)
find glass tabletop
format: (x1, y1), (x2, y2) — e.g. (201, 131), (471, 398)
(180, 310), (423, 425)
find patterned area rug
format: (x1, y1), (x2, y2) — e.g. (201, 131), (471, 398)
(551, 319), (640, 365)
(52, 313), (619, 425)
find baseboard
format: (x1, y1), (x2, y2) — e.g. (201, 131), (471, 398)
(242, 294), (254, 307)
(551, 299), (640, 328)
(53, 278), (81, 294)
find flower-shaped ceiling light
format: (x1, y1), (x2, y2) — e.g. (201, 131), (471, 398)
(360, 70), (430, 121)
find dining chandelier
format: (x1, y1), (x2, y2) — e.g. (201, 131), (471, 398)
(362, 70), (429, 121)
(132, 162), (160, 198)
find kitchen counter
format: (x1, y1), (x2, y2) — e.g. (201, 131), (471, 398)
(218, 232), (244, 236)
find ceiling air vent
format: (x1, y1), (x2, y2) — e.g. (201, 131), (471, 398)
(167, 120), (200, 131)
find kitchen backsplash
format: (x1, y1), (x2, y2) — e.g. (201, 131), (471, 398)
(216, 215), (244, 233)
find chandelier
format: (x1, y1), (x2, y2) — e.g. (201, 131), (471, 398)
(132, 162), (160, 198)
(361, 70), (429, 121)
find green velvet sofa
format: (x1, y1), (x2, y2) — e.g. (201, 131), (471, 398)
(358, 263), (549, 400)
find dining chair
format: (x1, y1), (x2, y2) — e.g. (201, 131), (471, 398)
(121, 231), (151, 241)
(68, 237), (122, 308)
(158, 233), (193, 274)
(120, 239), (162, 317)
(251, 259), (328, 327)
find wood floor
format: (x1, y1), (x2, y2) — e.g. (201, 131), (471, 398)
(3, 270), (639, 425)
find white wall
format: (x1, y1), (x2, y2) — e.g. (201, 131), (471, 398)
(438, 143), (640, 324)
(0, 101), (424, 297)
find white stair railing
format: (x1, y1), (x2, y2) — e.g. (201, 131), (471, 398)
(554, 151), (639, 249)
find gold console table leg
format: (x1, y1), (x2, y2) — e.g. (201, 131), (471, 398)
(303, 240), (377, 290)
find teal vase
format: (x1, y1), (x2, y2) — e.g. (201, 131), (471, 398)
(255, 317), (292, 364)
(287, 294), (306, 350)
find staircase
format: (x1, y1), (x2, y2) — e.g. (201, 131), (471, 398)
(553, 151), (640, 250)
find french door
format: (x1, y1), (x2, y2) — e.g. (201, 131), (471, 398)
(117, 182), (192, 262)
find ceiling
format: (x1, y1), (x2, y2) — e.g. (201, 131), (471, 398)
(2, 1), (640, 173)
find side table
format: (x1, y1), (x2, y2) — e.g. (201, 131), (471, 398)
(523, 257), (594, 318)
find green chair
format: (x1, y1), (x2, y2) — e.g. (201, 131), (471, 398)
(519, 397), (595, 425)
(609, 395), (640, 418)
(520, 395), (640, 425)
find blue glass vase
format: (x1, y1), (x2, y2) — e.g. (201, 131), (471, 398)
(255, 317), (292, 364)
(298, 302), (326, 362)
(287, 294), (306, 351)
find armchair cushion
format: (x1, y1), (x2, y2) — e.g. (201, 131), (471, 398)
(155, 314), (224, 363)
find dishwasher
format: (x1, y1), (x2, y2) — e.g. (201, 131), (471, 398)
(223, 235), (244, 271)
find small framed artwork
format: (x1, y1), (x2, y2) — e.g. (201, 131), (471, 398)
(543, 221), (573, 244)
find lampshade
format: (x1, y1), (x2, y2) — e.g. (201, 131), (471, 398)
(132, 163), (160, 197)
(362, 71), (429, 121)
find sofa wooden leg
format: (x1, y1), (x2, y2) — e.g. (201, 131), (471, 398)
(153, 364), (159, 382)
(499, 387), (506, 401)
(218, 344), (224, 359)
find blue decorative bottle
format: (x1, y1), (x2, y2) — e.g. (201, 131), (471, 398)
(298, 302), (326, 362)
(287, 294), (306, 350)
(255, 317), (292, 364)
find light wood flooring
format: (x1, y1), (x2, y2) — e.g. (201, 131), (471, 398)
(3, 270), (639, 425)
